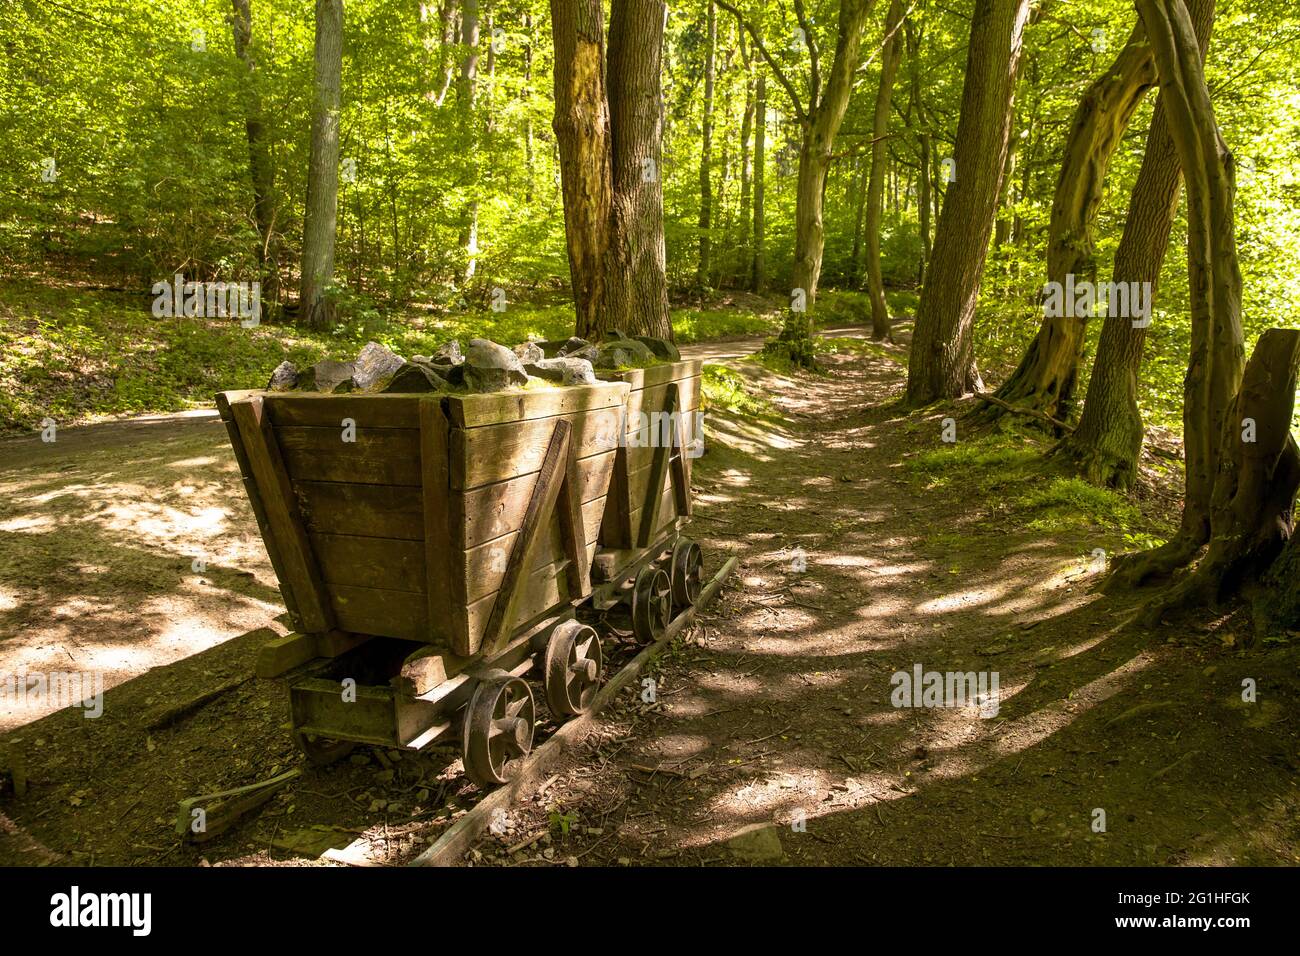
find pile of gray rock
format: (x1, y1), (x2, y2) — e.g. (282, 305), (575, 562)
(267, 329), (679, 395)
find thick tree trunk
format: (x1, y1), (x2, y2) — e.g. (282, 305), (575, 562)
(697, 2), (716, 287)
(230, 0), (279, 315)
(865, 0), (905, 341)
(607, 0), (672, 338)
(1142, 329), (1300, 624)
(1110, 0), (1246, 591)
(751, 72), (766, 291)
(1059, 0), (1214, 490)
(551, 0), (614, 340)
(905, 0), (1029, 405)
(986, 22), (1159, 421)
(300, 0), (344, 330)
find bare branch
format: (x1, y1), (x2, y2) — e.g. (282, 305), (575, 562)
(715, 0), (809, 122)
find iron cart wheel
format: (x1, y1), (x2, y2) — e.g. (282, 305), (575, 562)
(632, 565), (673, 643)
(670, 539), (704, 607)
(293, 731), (357, 767)
(462, 674), (536, 786)
(544, 620), (604, 717)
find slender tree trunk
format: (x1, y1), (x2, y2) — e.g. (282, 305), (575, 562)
(905, 0), (1030, 404)
(789, 0), (874, 313)
(607, 0), (672, 338)
(1060, 0), (1215, 490)
(457, 0), (481, 283)
(986, 22), (1159, 420)
(1110, 0), (1245, 590)
(230, 0), (279, 314)
(300, 0), (344, 330)
(698, 2), (716, 288)
(551, 0), (614, 340)
(751, 72), (766, 291)
(851, 156), (868, 279)
(524, 12), (536, 202)
(737, 40), (754, 283)
(865, 0), (905, 341)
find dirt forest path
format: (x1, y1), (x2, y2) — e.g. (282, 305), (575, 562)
(458, 332), (1300, 867)
(1, 327), (1298, 867)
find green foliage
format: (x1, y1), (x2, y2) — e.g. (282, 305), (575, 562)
(700, 363), (769, 415)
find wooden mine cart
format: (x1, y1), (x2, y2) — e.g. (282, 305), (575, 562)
(216, 366), (707, 787)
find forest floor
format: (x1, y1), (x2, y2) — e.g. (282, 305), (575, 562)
(1, 324), (1298, 866)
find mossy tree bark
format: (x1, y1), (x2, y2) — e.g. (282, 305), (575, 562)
(608, 0), (672, 338)
(905, 0), (1030, 405)
(551, 0), (672, 341)
(1056, 0), (1215, 490)
(1109, 0), (1246, 592)
(550, 0), (613, 341)
(983, 21), (1159, 422)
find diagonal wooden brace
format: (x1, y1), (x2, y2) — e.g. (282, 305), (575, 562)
(482, 419), (576, 654)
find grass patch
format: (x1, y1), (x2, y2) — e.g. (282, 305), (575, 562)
(0, 278), (783, 433)
(700, 363), (770, 416)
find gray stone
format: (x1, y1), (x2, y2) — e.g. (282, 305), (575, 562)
(380, 362), (447, 393)
(298, 359), (356, 393)
(527, 356), (597, 386)
(267, 360), (298, 391)
(432, 340), (464, 366)
(619, 337), (656, 363)
(633, 334), (681, 361)
(557, 337), (599, 362)
(724, 824), (786, 862)
(514, 341), (545, 365)
(464, 338), (528, 391)
(352, 341), (406, 391)
(593, 347), (632, 371)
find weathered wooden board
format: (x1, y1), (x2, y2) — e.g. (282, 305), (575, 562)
(295, 481), (424, 540)
(449, 406), (623, 490)
(310, 533), (425, 592)
(464, 543), (598, 650)
(230, 398), (335, 633)
(446, 382), (628, 428)
(457, 499), (603, 604)
(599, 360), (702, 391)
(454, 451), (614, 550)
(266, 393), (422, 429)
(420, 399), (457, 646)
(329, 585), (428, 642)
(277, 426), (422, 486)
(624, 376), (700, 432)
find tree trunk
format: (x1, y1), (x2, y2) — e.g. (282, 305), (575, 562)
(1058, 0), (1215, 490)
(865, 0), (905, 341)
(751, 72), (766, 291)
(550, 0), (614, 340)
(788, 0), (874, 314)
(1109, 0), (1246, 591)
(737, 39), (754, 282)
(905, 0), (1030, 405)
(300, 0), (344, 330)
(698, 2), (716, 288)
(607, 0), (672, 338)
(1142, 329), (1300, 624)
(985, 22), (1159, 421)
(230, 0), (280, 315)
